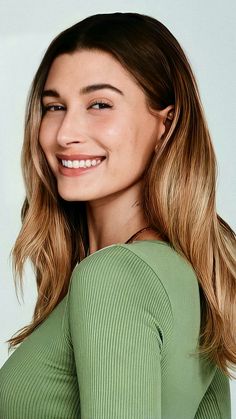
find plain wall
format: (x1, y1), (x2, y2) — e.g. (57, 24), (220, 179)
(1, 0), (235, 415)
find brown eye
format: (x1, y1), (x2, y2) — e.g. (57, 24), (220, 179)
(43, 104), (66, 112)
(89, 101), (112, 110)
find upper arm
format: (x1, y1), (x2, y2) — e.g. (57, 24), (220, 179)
(68, 245), (172, 419)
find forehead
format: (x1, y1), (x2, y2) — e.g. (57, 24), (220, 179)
(44, 49), (136, 89)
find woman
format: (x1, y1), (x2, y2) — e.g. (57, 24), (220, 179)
(0, 12), (235, 418)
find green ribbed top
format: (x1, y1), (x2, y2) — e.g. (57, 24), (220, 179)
(0, 241), (231, 418)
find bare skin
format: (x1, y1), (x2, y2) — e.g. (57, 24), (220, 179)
(39, 50), (173, 254)
(86, 189), (161, 254)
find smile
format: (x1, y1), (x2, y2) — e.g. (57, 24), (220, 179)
(61, 158), (102, 168)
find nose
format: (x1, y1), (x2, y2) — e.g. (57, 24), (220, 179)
(56, 108), (87, 147)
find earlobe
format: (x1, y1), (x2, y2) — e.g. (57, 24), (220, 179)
(154, 105), (175, 149)
(166, 108), (174, 121)
(161, 104), (175, 123)
(160, 104), (175, 138)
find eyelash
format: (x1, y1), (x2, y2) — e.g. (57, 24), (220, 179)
(42, 101), (112, 112)
(43, 105), (64, 112)
(89, 100), (112, 110)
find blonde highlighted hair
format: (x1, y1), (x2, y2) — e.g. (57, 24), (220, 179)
(8, 12), (236, 376)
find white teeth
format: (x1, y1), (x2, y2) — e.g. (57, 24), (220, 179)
(72, 160), (80, 168)
(61, 158), (103, 168)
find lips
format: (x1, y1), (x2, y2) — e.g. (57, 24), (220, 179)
(56, 153), (106, 161)
(56, 154), (106, 177)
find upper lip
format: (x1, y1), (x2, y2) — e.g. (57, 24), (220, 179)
(56, 153), (105, 161)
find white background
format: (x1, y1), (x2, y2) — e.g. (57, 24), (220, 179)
(0, 0), (235, 415)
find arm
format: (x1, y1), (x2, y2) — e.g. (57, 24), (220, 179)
(68, 245), (172, 419)
(194, 367), (231, 419)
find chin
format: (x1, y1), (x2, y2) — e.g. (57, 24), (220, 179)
(58, 191), (87, 202)
(57, 185), (97, 202)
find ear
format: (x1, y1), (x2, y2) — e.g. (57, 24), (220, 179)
(156, 105), (175, 140)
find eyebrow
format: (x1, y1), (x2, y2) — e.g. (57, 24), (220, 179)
(42, 83), (124, 98)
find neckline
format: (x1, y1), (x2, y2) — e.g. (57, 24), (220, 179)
(125, 226), (154, 244)
(124, 239), (169, 246)
(86, 239), (170, 258)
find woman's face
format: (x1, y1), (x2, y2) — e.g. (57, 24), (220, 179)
(39, 49), (169, 202)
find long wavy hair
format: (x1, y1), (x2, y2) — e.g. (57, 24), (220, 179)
(8, 12), (236, 376)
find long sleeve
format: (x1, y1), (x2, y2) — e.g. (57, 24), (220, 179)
(0, 240), (229, 418)
(68, 244), (173, 419)
(194, 367), (231, 419)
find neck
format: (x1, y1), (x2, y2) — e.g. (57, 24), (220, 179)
(86, 184), (148, 254)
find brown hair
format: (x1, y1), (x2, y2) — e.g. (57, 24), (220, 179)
(8, 12), (236, 376)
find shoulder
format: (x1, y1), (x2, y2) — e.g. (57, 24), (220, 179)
(69, 240), (194, 316)
(121, 240), (199, 293)
(70, 240), (199, 296)
(70, 242), (164, 294)
(121, 240), (201, 321)
(73, 239), (189, 271)
(74, 241), (200, 328)
(71, 241), (179, 292)
(69, 241), (200, 353)
(69, 243), (174, 352)
(72, 240), (198, 292)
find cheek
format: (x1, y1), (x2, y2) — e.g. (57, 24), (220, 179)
(99, 115), (136, 152)
(39, 118), (56, 152)
(92, 115), (125, 149)
(101, 115), (156, 167)
(38, 120), (59, 176)
(107, 135), (151, 182)
(111, 124), (157, 181)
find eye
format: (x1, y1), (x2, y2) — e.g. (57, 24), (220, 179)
(89, 101), (112, 110)
(42, 104), (65, 112)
